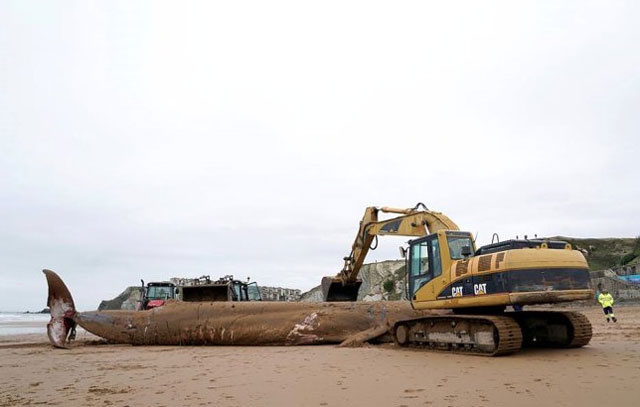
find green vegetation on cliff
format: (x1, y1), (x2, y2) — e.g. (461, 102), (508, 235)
(554, 236), (640, 270)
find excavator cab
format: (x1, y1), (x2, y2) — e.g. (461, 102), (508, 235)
(407, 230), (593, 310)
(406, 231), (475, 301)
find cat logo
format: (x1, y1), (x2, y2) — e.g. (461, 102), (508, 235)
(474, 283), (488, 295)
(451, 286), (463, 297)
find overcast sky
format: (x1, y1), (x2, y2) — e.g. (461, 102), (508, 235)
(1, 1), (639, 311)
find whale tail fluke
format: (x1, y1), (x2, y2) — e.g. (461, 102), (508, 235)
(43, 269), (77, 348)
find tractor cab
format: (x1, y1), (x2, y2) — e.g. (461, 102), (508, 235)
(138, 281), (177, 310)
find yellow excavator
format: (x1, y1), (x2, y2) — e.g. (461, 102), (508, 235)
(323, 203), (593, 355)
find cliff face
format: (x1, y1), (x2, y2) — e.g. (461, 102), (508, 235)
(299, 285), (324, 302)
(300, 260), (407, 302)
(359, 260), (407, 301)
(98, 286), (141, 311)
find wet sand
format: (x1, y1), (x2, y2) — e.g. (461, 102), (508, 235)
(1, 304), (638, 407)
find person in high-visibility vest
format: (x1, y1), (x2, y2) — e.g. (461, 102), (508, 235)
(597, 289), (617, 323)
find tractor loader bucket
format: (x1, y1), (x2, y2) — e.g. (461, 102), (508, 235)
(181, 284), (230, 301)
(321, 276), (362, 302)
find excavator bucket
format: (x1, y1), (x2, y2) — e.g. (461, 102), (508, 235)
(321, 277), (362, 302)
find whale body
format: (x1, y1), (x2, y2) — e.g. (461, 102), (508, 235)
(43, 269), (425, 348)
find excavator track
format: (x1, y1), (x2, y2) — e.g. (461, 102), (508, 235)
(509, 311), (592, 349)
(391, 311), (592, 356)
(564, 311), (593, 347)
(392, 315), (523, 356)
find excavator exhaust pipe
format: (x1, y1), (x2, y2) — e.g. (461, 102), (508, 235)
(321, 277), (362, 302)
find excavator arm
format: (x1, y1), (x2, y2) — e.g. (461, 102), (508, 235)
(322, 203), (459, 301)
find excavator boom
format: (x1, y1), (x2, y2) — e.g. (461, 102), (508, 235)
(323, 203), (459, 301)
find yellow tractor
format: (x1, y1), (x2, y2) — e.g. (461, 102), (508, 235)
(323, 203), (593, 355)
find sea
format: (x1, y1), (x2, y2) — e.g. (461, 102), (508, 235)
(0, 312), (50, 336)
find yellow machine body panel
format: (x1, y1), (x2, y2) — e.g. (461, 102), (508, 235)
(410, 231), (593, 310)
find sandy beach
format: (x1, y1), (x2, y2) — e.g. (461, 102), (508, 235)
(1, 304), (638, 407)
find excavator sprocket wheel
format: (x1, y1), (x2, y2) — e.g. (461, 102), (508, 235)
(510, 311), (593, 348)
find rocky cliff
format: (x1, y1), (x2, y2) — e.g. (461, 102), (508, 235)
(98, 286), (141, 311)
(300, 260), (407, 302)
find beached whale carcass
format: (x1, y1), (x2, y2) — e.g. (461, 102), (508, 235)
(43, 269), (423, 348)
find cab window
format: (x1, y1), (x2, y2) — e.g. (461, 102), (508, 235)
(430, 237), (442, 278)
(447, 235), (474, 259)
(410, 242), (429, 276)
(409, 236), (442, 297)
(232, 283), (241, 301)
(410, 242), (430, 295)
(147, 286), (173, 300)
(247, 282), (262, 301)
(240, 285), (248, 301)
